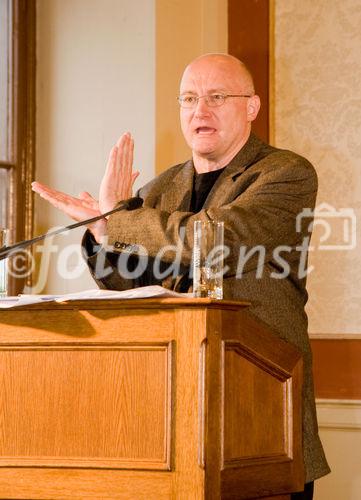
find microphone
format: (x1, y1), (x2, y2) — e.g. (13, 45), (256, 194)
(0, 197), (143, 260)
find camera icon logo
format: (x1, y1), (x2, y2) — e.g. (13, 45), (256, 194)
(296, 203), (356, 251)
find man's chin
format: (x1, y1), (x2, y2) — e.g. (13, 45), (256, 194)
(193, 149), (217, 159)
(191, 142), (218, 158)
(192, 150), (218, 162)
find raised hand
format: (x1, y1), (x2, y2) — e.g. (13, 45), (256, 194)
(99, 132), (140, 214)
(31, 132), (140, 243)
(31, 182), (107, 242)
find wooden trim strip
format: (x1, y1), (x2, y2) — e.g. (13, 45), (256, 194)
(198, 339), (207, 468)
(269, 0), (275, 144)
(7, 0), (36, 295)
(228, 0), (270, 142)
(311, 339), (361, 399)
(310, 333), (361, 339)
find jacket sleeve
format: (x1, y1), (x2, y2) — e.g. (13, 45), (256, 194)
(105, 152), (318, 276)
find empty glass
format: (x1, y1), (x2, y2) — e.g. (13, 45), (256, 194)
(0, 229), (9, 297)
(193, 220), (224, 299)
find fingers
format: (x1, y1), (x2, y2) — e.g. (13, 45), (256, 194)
(113, 132), (136, 197)
(104, 146), (118, 181)
(33, 187), (69, 211)
(116, 132), (133, 186)
(104, 133), (133, 190)
(99, 132), (138, 214)
(32, 181), (67, 202)
(37, 189), (75, 207)
(32, 181), (86, 210)
(32, 181), (101, 222)
(123, 133), (134, 180)
(31, 181), (53, 195)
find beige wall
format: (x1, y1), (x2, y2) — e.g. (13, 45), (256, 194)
(35, 0), (155, 293)
(315, 400), (361, 500)
(274, 1), (361, 497)
(156, 0), (228, 173)
(273, 0), (361, 336)
(35, 0), (227, 294)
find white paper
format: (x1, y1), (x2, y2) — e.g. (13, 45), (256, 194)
(0, 294), (61, 309)
(0, 286), (191, 309)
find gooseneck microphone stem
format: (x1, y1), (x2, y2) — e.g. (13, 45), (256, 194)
(0, 198), (143, 260)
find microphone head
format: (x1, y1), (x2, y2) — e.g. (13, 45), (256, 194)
(123, 197), (143, 210)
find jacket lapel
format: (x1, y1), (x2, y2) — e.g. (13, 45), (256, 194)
(203, 134), (266, 208)
(160, 160), (194, 212)
(159, 134), (267, 212)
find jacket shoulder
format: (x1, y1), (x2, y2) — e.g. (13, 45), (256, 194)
(138, 162), (189, 200)
(254, 142), (318, 184)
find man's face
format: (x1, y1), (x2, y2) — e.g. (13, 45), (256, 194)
(179, 57), (259, 164)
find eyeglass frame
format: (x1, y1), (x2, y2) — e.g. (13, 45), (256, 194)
(177, 93), (253, 108)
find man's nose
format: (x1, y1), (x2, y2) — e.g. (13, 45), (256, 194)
(194, 96), (211, 116)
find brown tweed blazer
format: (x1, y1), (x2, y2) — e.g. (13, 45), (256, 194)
(85, 133), (330, 482)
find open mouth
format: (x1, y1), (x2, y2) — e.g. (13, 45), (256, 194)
(196, 127), (216, 134)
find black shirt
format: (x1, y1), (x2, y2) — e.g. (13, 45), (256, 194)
(190, 167), (226, 213)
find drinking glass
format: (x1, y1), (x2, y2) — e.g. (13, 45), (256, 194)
(193, 220), (224, 299)
(0, 229), (9, 297)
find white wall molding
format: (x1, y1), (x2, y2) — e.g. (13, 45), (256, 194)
(310, 333), (361, 340)
(316, 399), (361, 431)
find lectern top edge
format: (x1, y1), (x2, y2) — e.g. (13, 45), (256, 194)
(0, 297), (251, 312)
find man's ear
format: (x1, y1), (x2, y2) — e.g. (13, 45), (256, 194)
(247, 95), (261, 122)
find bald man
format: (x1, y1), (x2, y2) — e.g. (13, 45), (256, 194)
(32, 54), (330, 497)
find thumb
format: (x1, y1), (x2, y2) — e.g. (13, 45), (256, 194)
(131, 171), (140, 183)
(79, 191), (95, 201)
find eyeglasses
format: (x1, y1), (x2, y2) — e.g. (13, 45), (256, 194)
(177, 93), (252, 108)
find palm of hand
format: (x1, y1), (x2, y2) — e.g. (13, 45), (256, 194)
(99, 133), (139, 214)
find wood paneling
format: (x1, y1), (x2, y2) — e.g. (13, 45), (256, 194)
(172, 308), (207, 498)
(311, 339), (361, 399)
(219, 310), (303, 499)
(0, 345), (172, 470)
(0, 300), (209, 498)
(0, 468), (173, 500)
(223, 345), (288, 463)
(228, 0), (270, 142)
(0, 299), (303, 498)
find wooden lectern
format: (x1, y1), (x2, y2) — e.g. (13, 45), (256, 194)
(0, 298), (303, 499)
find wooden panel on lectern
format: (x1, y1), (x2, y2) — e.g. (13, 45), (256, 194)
(223, 344), (289, 464)
(0, 344), (172, 470)
(0, 299), (302, 499)
(218, 310), (304, 499)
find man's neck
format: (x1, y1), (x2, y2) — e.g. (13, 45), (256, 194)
(192, 132), (251, 174)
(193, 156), (228, 174)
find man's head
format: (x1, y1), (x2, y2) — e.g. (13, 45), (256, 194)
(179, 54), (260, 169)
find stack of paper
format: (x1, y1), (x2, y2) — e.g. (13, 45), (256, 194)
(0, 286), (191, 309)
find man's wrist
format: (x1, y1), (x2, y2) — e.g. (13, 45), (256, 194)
(88, 218), (108, 243)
